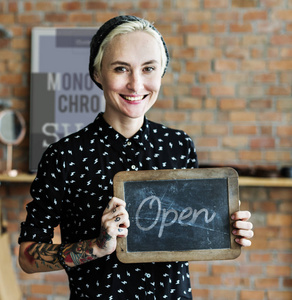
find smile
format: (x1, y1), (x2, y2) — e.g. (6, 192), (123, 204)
(121, 95), (147, 101)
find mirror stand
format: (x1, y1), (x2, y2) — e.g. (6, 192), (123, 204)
(6, 144), (18, 177)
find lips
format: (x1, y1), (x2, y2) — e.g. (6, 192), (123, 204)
(121, 95), (147, 101)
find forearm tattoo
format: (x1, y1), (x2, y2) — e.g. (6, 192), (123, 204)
(25, 228), (112, 269)
(24, 243), (62, 270)
(60, 240), (98, 267)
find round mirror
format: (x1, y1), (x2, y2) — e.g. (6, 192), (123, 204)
(0, 109), (26, 145)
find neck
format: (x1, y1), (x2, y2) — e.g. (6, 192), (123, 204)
(103, 112), (144, 139)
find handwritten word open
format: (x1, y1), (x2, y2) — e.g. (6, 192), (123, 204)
(135, 196), (216, 238)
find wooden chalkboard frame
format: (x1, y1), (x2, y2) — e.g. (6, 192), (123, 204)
(113, 168), (241, 263)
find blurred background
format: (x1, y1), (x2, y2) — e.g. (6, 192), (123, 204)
(0, 0), (291, 299)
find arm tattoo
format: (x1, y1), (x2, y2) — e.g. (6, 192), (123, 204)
(25, 228), (112, 269)
(60, 240), (99, 266)
(25, 243), (62, 270)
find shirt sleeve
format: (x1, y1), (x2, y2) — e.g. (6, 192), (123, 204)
(18, 143), (67, 244)
(184, 132), (199, 169)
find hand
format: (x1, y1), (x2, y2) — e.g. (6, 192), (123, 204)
(231, 210), (254, 247)
(97, 197), (130, 256)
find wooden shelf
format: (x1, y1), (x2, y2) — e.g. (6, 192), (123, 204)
(239, 176), (292, 187)
(0, 173), (291, 187)
(0, 173), (36, 183)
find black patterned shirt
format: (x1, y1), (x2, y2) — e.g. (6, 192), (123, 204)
(19, 113), (198, 299)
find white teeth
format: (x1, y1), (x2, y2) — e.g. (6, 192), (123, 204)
(123, 95), (144, 101)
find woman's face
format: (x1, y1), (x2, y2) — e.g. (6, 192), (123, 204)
(94, 31), (162, 124)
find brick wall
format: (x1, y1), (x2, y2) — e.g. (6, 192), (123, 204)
(0, 0), (291, 299)
(0, 0), (291, 170)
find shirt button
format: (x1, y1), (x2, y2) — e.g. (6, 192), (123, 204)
(131, 165), (136, 170)
(127, 141), (132, 146)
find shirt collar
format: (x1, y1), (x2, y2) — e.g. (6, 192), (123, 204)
(94, 113), (150, 149)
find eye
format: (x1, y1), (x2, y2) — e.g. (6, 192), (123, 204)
(114, 66), (128, 73)
(143, 66), (155, 73)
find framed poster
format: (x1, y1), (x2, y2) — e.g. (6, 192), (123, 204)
(30, 28), (105, 172)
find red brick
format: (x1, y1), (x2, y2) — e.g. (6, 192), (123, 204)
(0, 74), (22, 85)
(172, 48), (195, 59)
(215, 60), (237, 71)
(210, 86), (235, 96)
(241, 60), (266, 71)
(45, 13), (68, 23)
(267, 86), (291, 96)
(0, 13), (15, 23)
(239, 150), (263, 161)
(176, 0), (200, 8)
(61, 1), (81, 10)
(197, 48), (223, 59)
(186, 61), (210, 72)
(139, 0), (159, 9)
(239, 85), (264, 97)
(230, 23), (253, 32)
(200, 23), (226, 33)
(281, 48), (292, 57)
(253, 73), (276, 83)
(230, 112), (256, 122)
(177, 24), (199, 33)
(219, 98), (246, 110)
(274, 10), (292, 20)
(204, 124), (228, 135)
(187, 11), (212, 22)
(232, 0), (258, 7)
(69, 13), (93, 23)
(212, 265), (237, 274)
(250, 137), (275, 149)
(271, 35), (292, 45)
(223, 136), (248, 148)
(86, 1), (108, 9)
(267, 265), (291, 277)
(177, 97), (202, 109)
(191, 111), (214, 122)
(187, 34), (211, 47)
(199, 276), (222, 285)
(269, 60), (292, 70)
(250, 99), (273, 109)
(210, 150), (237, 161)
(17, 13), (41, 24)
(267, 214), (292, 227)
(250, 253), (273, 262)
(243, 10), (268, 20)
(240, 290), (265, 300)
(197, 137), (218, 147)
(215, 11), (239, 21)
(31, 284), (53, 295)
(204, 0), (228, 8)
(267, 291), (292, 300)
(211, 289), (237, 300)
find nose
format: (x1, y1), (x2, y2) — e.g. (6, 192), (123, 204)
(127, 71), (143, 93)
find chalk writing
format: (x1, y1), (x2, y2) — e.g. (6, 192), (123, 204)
(136, 196), (216, 238)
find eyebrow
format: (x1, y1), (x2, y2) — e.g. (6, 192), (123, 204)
(110, 60), (159, 67)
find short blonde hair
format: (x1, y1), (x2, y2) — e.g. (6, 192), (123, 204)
(93, 20), (168, 77)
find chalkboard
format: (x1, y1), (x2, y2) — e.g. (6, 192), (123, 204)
(113, 168), (241, 263)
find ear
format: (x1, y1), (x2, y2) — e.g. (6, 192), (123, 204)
(93, 70), (102, 85)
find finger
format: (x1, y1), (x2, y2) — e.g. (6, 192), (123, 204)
(233, 220), (253, 230)
(106, 197), (126, 211)
(235, 237), (252, 247)
(232, 229), (254, 239)
(231, 211), (251, 221)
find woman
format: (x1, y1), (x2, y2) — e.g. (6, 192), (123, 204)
(19, 16), (253, 299)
